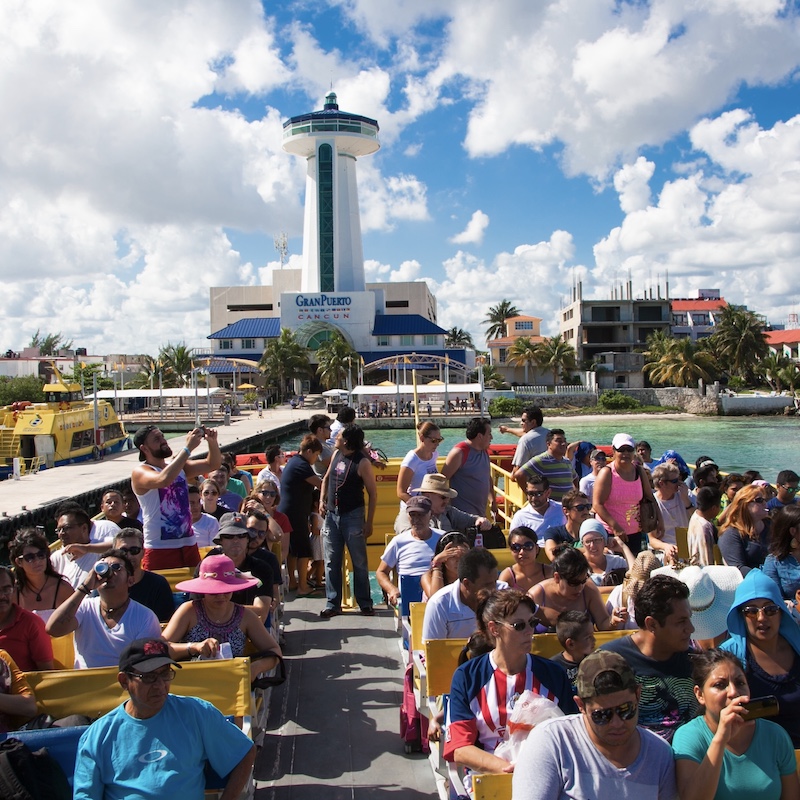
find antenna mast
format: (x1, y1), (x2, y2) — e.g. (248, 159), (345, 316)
(274, 232), (288, 269)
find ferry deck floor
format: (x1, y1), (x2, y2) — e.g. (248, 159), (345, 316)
(253, 594), (437, 799)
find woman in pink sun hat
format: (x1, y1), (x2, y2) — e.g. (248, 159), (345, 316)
(163, 553), (281, 680)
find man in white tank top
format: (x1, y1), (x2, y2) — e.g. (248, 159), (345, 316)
(131, 425), (221, 570)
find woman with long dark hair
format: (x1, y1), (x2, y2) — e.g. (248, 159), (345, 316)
(9, 528), (72, 622)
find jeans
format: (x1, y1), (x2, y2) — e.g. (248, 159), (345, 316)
(324, 507), (371, 610)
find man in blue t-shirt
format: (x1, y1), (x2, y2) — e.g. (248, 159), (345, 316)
(74, 638), (255, 800)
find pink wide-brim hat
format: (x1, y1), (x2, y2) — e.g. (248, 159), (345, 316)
(175, 554), (260, 595)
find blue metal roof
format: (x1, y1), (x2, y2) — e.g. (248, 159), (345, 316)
(208, 318), (281, 340)
(205, 358), (262, 374)
(372, 315), (447, 336)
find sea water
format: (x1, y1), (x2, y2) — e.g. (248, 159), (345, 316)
(276, 415), (800, 483)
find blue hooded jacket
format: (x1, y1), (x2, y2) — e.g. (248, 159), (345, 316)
(720, 568), (800, 660)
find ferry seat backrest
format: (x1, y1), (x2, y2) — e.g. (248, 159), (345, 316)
(400, 573), (423, 617)
(472, 772), (513, 800)
(424, 638), (468, 697)
(593, 629), (634, 648)
(675, 526), (690, 561)
(153, 567), (195, 592)
(409, 602), (426, 652)
(50, 632), (75, 669)
(23, 657), (253, 721)
(529, 634), (562, 659)
(0, 726), (86, 787)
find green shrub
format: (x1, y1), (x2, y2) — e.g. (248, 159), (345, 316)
(597, 390), (642, 410)
(488, 397), (525, 417)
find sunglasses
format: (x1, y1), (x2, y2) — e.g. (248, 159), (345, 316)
(782, 485), (799, 493)
(118, 546), (142, 556)
(427, 436), (444, 444)
(510, 541), (536, 553)
(741, 604), (781, 618)
(526, 490), (547, 498)
(101, 562), (124, 573)
(616, 446), (635, 453)
(500, 618), (537, 632)
(20, 550), (47, 563)
(258, 490), (277, 497)
(127, 668), (176, 685)
(663, 478), (680, 485)
(589, 701), (637, 725)
(569, 504), (592, 512)
(219, 533), (249, 540)
(566, 575), (589, 587)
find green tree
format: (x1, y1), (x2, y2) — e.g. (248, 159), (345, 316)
(777, 363), (800, 393)
(159, 342), (194, 388)
(60, 362), (114, 392)
(315, 333), (360, 390)
(644, 337), (717, 387)
(259, 329), (311, 401)
(710, 305), (768, 382)
(480, 364), (509, 390)
(445, 327), (475, 348)
(0, 376), (45, 405)
(29, 330), (74, 356)
(758, 353), (792, 392)
(128, 356), (159, 389)
(483, 300), (521, 341)
(535, 335), (577, 386)
(505, 337), (541, 384)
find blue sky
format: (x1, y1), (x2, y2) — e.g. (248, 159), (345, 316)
(1, 0), (799, 355)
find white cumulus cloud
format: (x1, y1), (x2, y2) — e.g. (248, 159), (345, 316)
(450, 210), (489, 246)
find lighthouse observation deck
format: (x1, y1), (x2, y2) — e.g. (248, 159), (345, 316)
(282, 92), (380, 158)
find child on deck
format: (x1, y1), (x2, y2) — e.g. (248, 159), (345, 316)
(308, 489), (325, 589)
(549, 610), (595, 693)
(687, 486), (720, 566)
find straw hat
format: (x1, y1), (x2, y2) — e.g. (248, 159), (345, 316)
(413, 473), (458, 498)
(622, 551), (661, 600)
(651, 564), (742, 640)
(175, 554), (260, 595)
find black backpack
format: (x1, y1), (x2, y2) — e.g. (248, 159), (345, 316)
(0, 738), (71, 800)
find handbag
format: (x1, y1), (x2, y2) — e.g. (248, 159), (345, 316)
(637, 467), (659, 533)
(249, 650), (286, 689)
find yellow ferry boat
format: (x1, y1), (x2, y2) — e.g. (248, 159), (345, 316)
(0, 368), (128, 474)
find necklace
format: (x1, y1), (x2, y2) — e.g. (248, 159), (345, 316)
(102, 598), (129, 616)
(28, 575), (48, 602)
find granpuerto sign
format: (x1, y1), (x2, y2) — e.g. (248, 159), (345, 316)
(294, 294), (351, 320)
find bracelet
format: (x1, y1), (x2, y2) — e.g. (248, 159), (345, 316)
(183, 447), (191, 457)
(187, 643), (195, 657)
(77, 584), (91, 596)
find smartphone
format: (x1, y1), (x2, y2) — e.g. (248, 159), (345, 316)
(741, 695), (779, 721)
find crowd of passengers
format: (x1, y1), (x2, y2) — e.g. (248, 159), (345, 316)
(382, 407), (800, 799)
(3, 406), (800, 799)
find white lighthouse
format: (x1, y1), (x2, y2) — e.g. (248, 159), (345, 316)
(282, 92), (380, 294)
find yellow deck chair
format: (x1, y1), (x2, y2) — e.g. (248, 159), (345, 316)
(409, 602), (426, 653)
(530, 634), (562, 659)
(472, 773), (513, 800)
(593, 629), (634, 648)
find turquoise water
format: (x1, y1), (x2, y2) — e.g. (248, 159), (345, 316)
(277, 416), (800, 482)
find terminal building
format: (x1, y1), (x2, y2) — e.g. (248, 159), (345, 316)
(206, 93), (473, 391)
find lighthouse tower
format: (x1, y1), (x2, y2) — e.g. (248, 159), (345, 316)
(282, 92), (380, 294)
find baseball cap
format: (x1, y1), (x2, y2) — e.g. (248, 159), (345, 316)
(576, 651), (637, 699)
(611, 433), (635, 450)
(406, 496), (432, 514)
(133, 425), (158, 461)
(119, 638), (181, 674)
(213, 513), (249, 543)
(589, 449), (607, 461)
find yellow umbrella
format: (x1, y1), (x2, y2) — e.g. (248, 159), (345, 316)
(238, 383), (257, 389)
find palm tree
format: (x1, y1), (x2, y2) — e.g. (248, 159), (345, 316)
(759, 353), (793, 392)
(777, 362), (800, 394)
(643, 330), (674, 360)
(505, 337), (541, 384)
(480, 364), (509, 390)
(259, 329), (311, 402)
(315, 333), (360, 390)
(159, 342), (194, 388)
(445, 327), (474, 348)
(128, 356), (159, 389)
(483, 300), (521, 340)
(644, 337), (717, 387)
(535, 335), (577, 386)
(711, 305), (768, 382)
